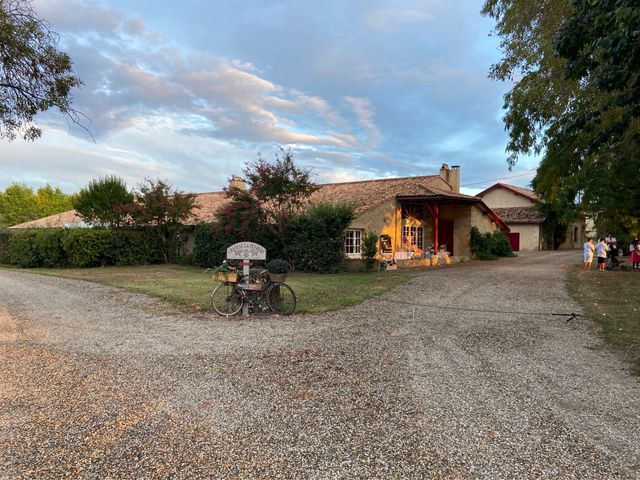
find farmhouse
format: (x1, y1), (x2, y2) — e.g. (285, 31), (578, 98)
(10, 164), (508, 261)
(309, 164), (508, 261)
(477, 182), (591, 251)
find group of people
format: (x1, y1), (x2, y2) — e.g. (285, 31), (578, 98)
(583, 232), (640, 272)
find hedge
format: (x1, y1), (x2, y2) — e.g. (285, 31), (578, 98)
(193, 223), (227, 268)
(0, 229), (10, 264)
(193, 222), (281, 268)
(8, 231), (41, 268)
(284, 203), (355, 273)
(35, 229), (66, 267)
(469, 226), (515, 260)
(193, 203), (355, 273)
(0, 228), (167, 268)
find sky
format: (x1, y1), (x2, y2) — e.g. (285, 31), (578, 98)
(0, 0), (540, 196)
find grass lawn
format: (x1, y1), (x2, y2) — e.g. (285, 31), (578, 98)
(568, 265), (640, 374)
(19, 264), (413, 314)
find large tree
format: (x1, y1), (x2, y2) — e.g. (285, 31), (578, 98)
(0, 182), (73, 226)
(0, 182), (35, 225)
(0, 0), (83, 140)
(482, 0), (640, 233)
(73, 176), (133, 228)
(123, 179), (198, 264)
(239, 148), (318, 249)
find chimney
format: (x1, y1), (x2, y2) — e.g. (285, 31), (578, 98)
(439, 163), (460, 193)
(450, 165), (460, 193)
(228, 175), (246, 191)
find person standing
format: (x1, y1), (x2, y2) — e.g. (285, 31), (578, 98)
(583, 237), (595, 271)
(596, 237), (608, 271)
(630, 238), (640, 272)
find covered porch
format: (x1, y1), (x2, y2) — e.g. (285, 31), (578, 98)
(383, 195), (508, 263)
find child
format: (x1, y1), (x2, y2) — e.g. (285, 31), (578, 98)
(630, 238), (640, 272)
(596, 237), (608, 271)
(583, 237), (595, 271)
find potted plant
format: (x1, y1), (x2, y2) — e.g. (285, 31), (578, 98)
(265, 259), (289, 282)
(208, 260), (238, 283)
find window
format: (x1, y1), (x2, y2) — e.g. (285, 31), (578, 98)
(345, 229), (362, 257)
(402, 225), (424, 250)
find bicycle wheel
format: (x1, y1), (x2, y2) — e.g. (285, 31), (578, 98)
(211, 282), (243, 316)
(266, 282), (296, 315)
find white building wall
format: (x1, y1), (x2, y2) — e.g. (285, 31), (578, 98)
(508, 223), (541, 251)
(481, 189), (536, 208)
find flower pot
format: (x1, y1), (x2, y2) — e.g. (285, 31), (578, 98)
(268, 273), (287, 282)
(213, 272), (238, 283)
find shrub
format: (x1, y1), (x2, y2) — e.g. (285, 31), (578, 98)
(107, 229), (162, 265)
(470, 227), (514, 260)
(285, 203), (355, 273)
(361, 231), (379, 271)
(34, 229), (66, 267)
(61, 229), (114, 267)
(193, 223), (227, 268)
(470, 227), (490, 258)
(490, 231), (515, 257)
(266, 258), (289, 274)
(0, 229), (10, 264)
(7, 230), (40, 267)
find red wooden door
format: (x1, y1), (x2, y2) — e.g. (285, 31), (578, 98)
(440, 220), (454, 255)
(509, 232), (520, 252)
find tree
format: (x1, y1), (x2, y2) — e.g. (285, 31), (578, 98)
(0, 182), (73, 226)
(33, 184), (73, 217)
(73, 176), (133, 227)
(241, 148), (319, 249)
(0, 182), (35, 226)
(482, 0), (640, 232)
(1, 0), (83, 140)
(284, 203), (355, 273)
(124, 179), (197, 264)
(217, 189), (266, 241)
(361, 231), (379, 271)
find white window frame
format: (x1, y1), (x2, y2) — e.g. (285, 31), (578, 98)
(345, 229), (363, 258)
(402, 224), (424, 250)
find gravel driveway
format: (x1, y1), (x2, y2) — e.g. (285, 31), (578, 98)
(1, 251), (638, 479)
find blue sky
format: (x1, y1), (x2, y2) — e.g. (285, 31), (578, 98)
(0, 0), (539, 195)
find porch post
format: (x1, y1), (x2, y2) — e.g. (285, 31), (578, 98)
(433, 203), (439, 251)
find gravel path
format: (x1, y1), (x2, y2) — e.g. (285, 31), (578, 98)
(0, 251), (638, 479)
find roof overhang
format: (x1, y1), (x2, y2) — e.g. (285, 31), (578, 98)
(476, 183), (541, 204)
(396, 195), (510, 233)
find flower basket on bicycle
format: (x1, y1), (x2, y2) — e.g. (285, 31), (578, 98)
(212, 271), (238, 283)
(267, 272), (287, 282)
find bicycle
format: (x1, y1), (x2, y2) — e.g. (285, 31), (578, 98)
(210, 269), (296, 316)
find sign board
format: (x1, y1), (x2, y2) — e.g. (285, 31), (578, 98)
(226, 242), (266, 260)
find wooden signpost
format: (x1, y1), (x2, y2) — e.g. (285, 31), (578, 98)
(226, 242), (267, 316)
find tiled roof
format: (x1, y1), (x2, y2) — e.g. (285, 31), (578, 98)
(476, 183), (540, 203)
(309, 175), (448, 215)
(188, 191), (229, 223)
(8, 192), (229, 229)
(493, 207), (545, 224)
(9, 174), (465, 228)
(9, 210), (85, 229)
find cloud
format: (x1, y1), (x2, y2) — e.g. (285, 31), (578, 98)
(39, 9), (366, 153)
(364, 8), (434, 30)
(33, 0), (153, 40)
(4, 0), (525, 198)
(343, 96), (382, 148)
